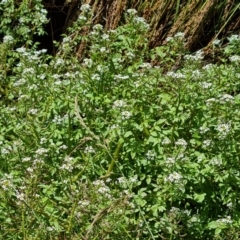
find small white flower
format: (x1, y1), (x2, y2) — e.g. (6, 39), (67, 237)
(199, 126), (210, 134)
(84, 146), (95, 153)
(216, 123), (231, 139)
(127, 9), (137, 15)
(174, 32), (185, 39)
(192, 70), (202, 78)
(146, 150), (155, 160)
(113, 100), (126, 108)
(165, 172), (182, 183)
(1, 179), (13, 191)
(92, 73), (100, 81)
(99, 47), (107, 52)
(206, 98), (217, 106)
(175, 139), (187, 148)
(118, 177), (126, 184)
(93, 24), (103, 31)
(202, 140), (211, 149)
(228, 35), (239, 43)
(209, 158), (221, 166)
(23, 68), (35, 75)
(200, 81), (212, 89)
(16, 192), (25, 201)
(166, 37), (174, 42)
(212, 39), (221, 45)
(166, 157), (175, 164)
(35, 148), (48, 155)
(22, 157), (31, 162)
(202, 64), (214, 70)
(227, 202), (233, 209)
(121, 111), (132, 119)
(102, 34), (109, 40)
(80, 4), (91, 13)
(216, 216), (232, 224)
(28, 108), (38, 115)
(166, 71), (185, 79)
(139, 62), (152, 69)
(3, 35), (14, 43)
(162, 138), (171, 145)
(59, 144), (68, 150)
(219, 94), (234, 103)
(83, 58), (93, 68)
(98, 186), (110, 194)
(133, 16), (149, 29)
(114, 74), (129, 80)
(78, 15), (87, 21)
(27, 167), (34, 173)
(16, 47), (27, 53)
(229, 55), (240, 62)
(78, 200), (90, 207)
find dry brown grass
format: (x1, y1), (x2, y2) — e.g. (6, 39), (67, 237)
(60, 0), (240, 58)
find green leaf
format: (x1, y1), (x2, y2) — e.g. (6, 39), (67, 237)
(208, 221), (218, 229)
(124, 131), (133, 138)
(194, 193), (206, 203)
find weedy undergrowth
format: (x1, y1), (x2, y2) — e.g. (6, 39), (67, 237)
(0, 2), (240, 239)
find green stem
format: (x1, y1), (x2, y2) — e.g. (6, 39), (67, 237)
(100, 138), (124, 179)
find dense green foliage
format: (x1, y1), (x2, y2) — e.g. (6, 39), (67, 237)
(1, 1), (240, 239)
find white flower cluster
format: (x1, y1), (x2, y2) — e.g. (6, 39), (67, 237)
(202, 63), (214, 71)
(216, 216), (232, 224)
(162, 138), (171, 145)
(3, 35), (13, 43)
(174, 32), (185, 39)
(192, 69), (202, 78)
(146, 150), (155, 160)
(93, 179), (112, 199)
(166, 32), (185, 43)
(84, 146), (95, 154)
(35, 147), (48, 155)
(1, 0), (11, 4)
(202, 139), (211, 149)
(165, 172), (182, 183)
(80, 4), (91, 13)
(209, 158), (222, 166)
(216, 122), (231, 139)
(175, 139), (187, 148)
(35, 8), (48, 24)
(126, 9), (137, 15)
(184, 50), (204, 61)
(228, 34), (239, 43)
(23, 67), (35, 75)
(60, 156), (75, 172)
(139, 62), (152, 69)
(212, 39), (221, 45)
(78, 199), (90, 208)
(166, 71), (186, 79)
(229, 55), (240, 62)
(83, 58), (93, 68)
(199, 126), (210, 134)
(121, 111), (132, 120)
(113, 100), (126, 108)
(206, 98), (217, 106)
(28, 108), (38, 115)
(219, 94), (234, 104)
(199, 81), (212, 89)
(206, 94), (234, 106)
(132, 16), (149, 30)
(166, 157), (175, 165)
(114, 74), (129, 80)
(13, 78), (26, 87)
